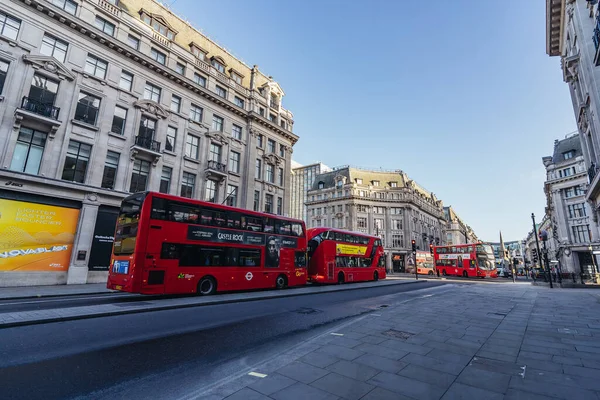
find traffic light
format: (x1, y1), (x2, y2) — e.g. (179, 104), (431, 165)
(411, 240), (416, 252)
(429, 244), (434, 255)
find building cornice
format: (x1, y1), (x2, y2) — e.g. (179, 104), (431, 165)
(546, 0), (565, 56)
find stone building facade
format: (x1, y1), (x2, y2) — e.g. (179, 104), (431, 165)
(443, 206), (478, 245)
(0, 0), (297, 286)
(542, 134), (599, 274)
(305, 167), (446, 273)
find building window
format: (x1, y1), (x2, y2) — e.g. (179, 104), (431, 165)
(166, 126), (177, 152)
(84, 54), (108, 79)
(253, 190), (260, 211)
(94, 16), (115, 36)
(559, 167), (576, 178)
(356, 178), (363, 184)
(229, 151), (240, 173)
(232, 124), (242, 140)
(564, 186), (585, 198)
(211, 58), (225, 73)
(28, 74), (59, 109)
(101, 151), (119, 189)
(231, 71), (242, 84)
(212, 115), (224, 132)
(180, 172), (196, 198)
(151, 48), (166, 65)
(215, 85), (226, 98)
(278, 167), (284, 186)
(10, 128), (47, 175)
(357, 205), (368, 212)
(568, 203), (587, 218)
(392, 235), (403, 248)
(0, 60), (8, 94)
(61, 140), (91, 183)
(119, 70), (133, 91)
(390, 181), (398, 188)
(130, 159), (150, 192)
(265, 194), (273, 213)
(279, 144), (285, 158)
(374, 218), (384, 230)
(185, 134), (199, 159)
(255, 159), (262, 179)
(265, 164), (274, 183)
(138, 115), (156, 142)
(259, 107), (265, 117)
(111, 106), (127, 135)
(205, 180), (217, 202)
(170, 95), (181, 113)
(392, 219), (402, 230)
(572, 225), (591, 243)
(277, 197), (282, 215)
(189, 104), (203, 123)
(373, 206), (384, 214)
(193, 73), (206, 87)
(144, 82), (161, 102)
(391, 207), (402, 215)
(372, 180), (380, 186)
(280, 119), (287, 130)
(267, 139), (276, 153)
(141, 12), (176, 40)
(157, 166), (172, 194)
(175, 62), (185, 75)
(40, 34), (68, 63)
(337, 180), (344, 188)
(49, 0), (77, 15)
(234, 96), (245, 108)
(269, 114), (276, 122)
(190, 45), (206, 60)
(563, 151), (575, 160)
(0, 11), (20, 40)
(127, 34), (140, 50)
(257, 134), (264, 148)
(209, 143), (222, 163)
(75, 92), (101, 125)
(226, 184), (237, 207)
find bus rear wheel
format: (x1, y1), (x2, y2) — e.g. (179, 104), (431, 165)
(276, 274), (288, 289)
(373, 271), (379, 281)
(338, 272), (345, 284)
(197, 276), (216, 295)
(428, 271), (434, 276)
(462, 271), (468, 278)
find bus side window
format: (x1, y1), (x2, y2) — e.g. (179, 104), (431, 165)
(151, 197), (168, 220)
(292, 223), (304, 237)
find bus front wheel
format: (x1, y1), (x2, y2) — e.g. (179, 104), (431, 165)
(373, 271), (379, 281)
(338, 272), (345, 284)
(197, 276), (217, 295)
(276, 274), (288, 289)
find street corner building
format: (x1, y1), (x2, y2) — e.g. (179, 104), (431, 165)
(304, 166), (449, 273)
(0, 0), (298, 287)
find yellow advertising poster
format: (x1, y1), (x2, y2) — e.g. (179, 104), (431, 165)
(0, 199), (80, 272)
(336, 243), (367, 256)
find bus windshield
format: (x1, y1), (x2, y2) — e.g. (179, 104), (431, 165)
(476, 244), (495, 270)
(113, 193), (146, 255)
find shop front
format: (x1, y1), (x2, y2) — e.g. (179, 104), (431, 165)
(392, 253), (405, 273)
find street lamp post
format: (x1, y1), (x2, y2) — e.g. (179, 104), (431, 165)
(532, 213), (553, 288)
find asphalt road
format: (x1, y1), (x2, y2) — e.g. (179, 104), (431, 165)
(0, 280), (446, 400)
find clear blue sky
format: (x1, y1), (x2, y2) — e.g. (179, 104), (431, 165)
(170, 0), (576, 242)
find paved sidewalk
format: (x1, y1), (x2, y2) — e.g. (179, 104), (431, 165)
(0, 278), (425, 328)
(204, 284), (600, 400)
(0, 283), (112, 300)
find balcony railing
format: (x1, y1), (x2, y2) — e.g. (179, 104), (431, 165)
(134, 136), (161, 152)
(21, 97), (60, 120)
(207, 160), (227, 173)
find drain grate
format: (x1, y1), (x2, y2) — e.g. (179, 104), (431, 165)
(382, 329), (414, 340)
(294, 307), (322, 314)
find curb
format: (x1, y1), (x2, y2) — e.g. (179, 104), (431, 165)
(0, 291), (118, 301)
(0, 279), (430, 329)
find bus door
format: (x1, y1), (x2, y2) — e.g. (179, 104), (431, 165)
(327, 261), (335, 281)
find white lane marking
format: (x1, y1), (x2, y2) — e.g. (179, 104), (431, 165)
(248, 372), (267, 378)
(520, 366), (527, 378)
(370, 313), (381, 317)
(330, 333), (344, 336)
(421, 294), (434, 298)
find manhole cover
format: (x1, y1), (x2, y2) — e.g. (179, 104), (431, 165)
(295, 307), (322, 314)
(382, 329), (414, 340)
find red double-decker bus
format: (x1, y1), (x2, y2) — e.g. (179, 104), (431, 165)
(433, 243), (497, 278)
(107, 192), (308, 295)
(307, 228), (386, 284)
